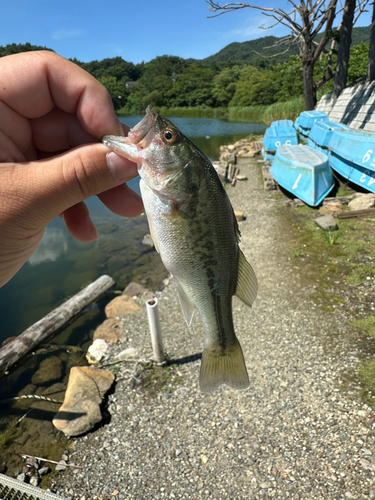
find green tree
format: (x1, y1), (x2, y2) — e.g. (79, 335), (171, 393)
(72, 56), (140, 83)
(168, 65), (216, 107)
(125, 55), (188, 112)
(212, 65), (242, 106)
(349, 42), (370, 82)
(277, 56), (304, 101)
(0, 42), (53, 57)
(229, 66), (281, 106)
(98, 76), (128, 110)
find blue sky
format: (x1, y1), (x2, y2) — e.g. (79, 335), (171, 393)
(1, 1), (372, 64)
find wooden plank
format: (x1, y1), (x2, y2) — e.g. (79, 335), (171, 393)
(231, 168), (239, 186)
(323, 195), (356, 205)
(0, 275), (115, 377)
(337, 208), (375, 219)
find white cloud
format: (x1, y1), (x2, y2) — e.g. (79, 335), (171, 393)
(225, 14), (291, 40)
(52, 28), (85, 40)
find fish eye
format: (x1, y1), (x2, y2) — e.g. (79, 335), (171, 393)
(162, 128), (177, 144)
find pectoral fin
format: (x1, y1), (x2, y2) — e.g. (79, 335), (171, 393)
(176, 281), (195, 327)
(235, 250), (258, 307)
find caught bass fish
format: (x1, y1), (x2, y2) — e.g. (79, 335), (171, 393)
(103, 106), (257, 393)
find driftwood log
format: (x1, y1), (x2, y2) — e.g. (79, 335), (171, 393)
(337, 208), (375, 219)
(0, 274), (115, 377)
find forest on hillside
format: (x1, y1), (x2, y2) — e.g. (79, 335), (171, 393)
(0, 25), (371, 114)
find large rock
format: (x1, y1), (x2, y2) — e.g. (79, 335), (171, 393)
(31, 356), (62, 385)
(79, 366), (115, 393)
(52, 366), (114, 436)
(314, 215), (338, 231)
(93, 318), (123, 341)
(348, 193), (375, 210)
(319, 202), (343, 216)
(105, 295), (141, 318)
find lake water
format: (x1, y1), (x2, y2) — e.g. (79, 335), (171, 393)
(0, 115), (266, 346)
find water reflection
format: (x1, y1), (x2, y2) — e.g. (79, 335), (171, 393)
(28, 227), (68, 265)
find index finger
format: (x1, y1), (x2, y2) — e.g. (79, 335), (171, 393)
(0, 50), (123, 139)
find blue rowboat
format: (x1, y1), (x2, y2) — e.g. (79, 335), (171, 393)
(328, 128), (375, 193)
(308, 121), (352, 153)
(270, 144), (335, 206)
(270, 119), (294, 128)
(262, 123), (298, 161)
(295, 110), (329, 137)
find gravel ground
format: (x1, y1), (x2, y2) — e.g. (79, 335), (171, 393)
(54, 157), (375, 500)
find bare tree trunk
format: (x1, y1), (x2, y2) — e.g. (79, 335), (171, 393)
(368, 1), (375, 80)
(302, 58), (317, 110)
(334, 0), (356, 100)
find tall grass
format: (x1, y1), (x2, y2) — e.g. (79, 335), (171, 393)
(227, 106), (265, 123)
(262, 97), (305, 125)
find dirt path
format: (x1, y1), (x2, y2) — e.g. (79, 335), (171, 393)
(55, 157), (375, 500)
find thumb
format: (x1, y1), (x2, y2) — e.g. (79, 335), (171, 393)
(7, 143), (139, 230)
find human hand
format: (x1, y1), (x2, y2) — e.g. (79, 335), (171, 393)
(0, 50), (143, 287)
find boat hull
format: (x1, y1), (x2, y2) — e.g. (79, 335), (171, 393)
(295, 111), (329, 138)
(262, 122), (298, 160)
(328, 151), (375, 193)
(270, 145), (334, 206)
(328, 128), (375, 193)
(308, 121), (352, 153)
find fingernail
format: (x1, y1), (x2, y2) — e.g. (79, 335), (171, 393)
(106, 152), (138, 182)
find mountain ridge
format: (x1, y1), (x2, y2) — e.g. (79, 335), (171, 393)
(198, 25), (371, 67)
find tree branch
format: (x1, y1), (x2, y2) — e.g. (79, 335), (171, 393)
(251, 47), (292, 59)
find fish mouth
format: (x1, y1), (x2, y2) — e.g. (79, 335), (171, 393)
(128, 105), (158, 146)
(102, 106), (158, 157)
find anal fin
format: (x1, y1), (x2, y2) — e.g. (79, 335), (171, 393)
(176, 281), (195, 327)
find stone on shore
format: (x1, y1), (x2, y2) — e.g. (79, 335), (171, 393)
(79, 366), (115, 393)
(52, 366), (114, 436)
(105, 295), (142, 318)
(319, 202), (343, 217)
(86, 339), (108, 364)
(31, 356), (62, 385)
(314, 215), (338, 231)
(93, 318), (123, 342)
(123, 282), (149, 297)
(348, 193), (375, 210)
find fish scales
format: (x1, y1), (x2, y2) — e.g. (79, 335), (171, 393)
(103, 106), (258, 393)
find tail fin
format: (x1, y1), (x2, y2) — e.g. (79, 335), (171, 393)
(199, 338), (249, 393)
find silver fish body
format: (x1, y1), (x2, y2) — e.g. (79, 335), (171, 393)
(103, 106), (257, 393)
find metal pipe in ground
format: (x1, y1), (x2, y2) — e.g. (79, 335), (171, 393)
(146, 298), (165, 363)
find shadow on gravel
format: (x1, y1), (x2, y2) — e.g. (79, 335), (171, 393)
(169, 352), (202, 366)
